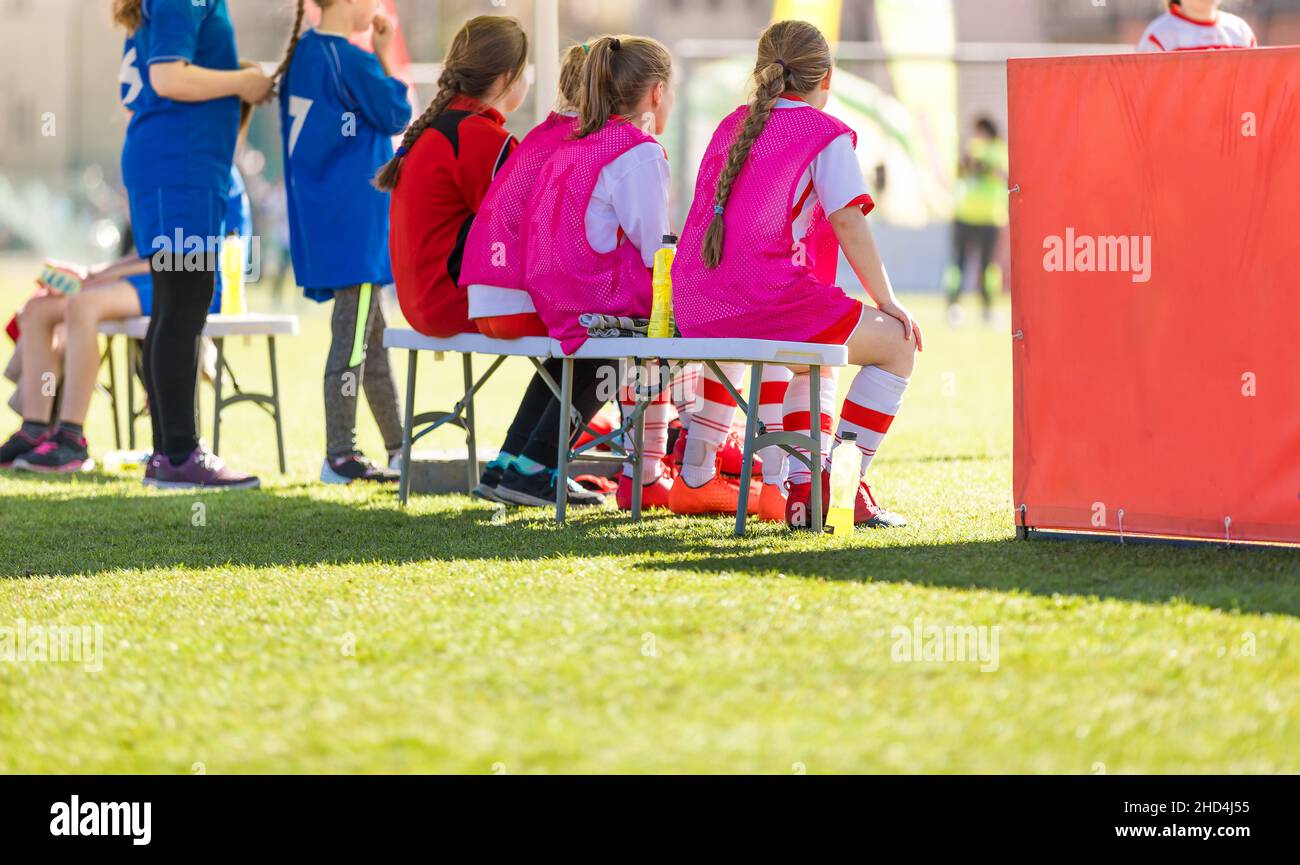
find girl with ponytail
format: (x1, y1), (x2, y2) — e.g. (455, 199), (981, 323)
(277, 0), (413, 484)
(384, 15), (528, 341)
(456, 44), (613, 505)
(500, 35), (680, 512)
(673, 20), (923, 531)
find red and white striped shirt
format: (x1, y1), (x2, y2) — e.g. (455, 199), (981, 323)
(1137, 6), (1256, 52)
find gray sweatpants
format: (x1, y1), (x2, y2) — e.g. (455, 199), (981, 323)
(325, 284), (404, 459)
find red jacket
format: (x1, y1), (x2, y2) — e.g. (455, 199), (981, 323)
(389, 96), (517, 337)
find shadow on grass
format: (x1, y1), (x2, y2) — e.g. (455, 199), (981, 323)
(2, 479), (1297, 617)
(640, 537), (1300, 617)
(0, 483), (704, 580)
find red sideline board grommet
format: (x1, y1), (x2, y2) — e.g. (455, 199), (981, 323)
(1008, 47), (1300, 546)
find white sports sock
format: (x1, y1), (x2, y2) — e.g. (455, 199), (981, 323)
(619, 365), (672, 483)
(835, 365), (908, 477)
(681, 362), (744, 487)
(757, 365), (793, 485)
(782, 369), (837, 485)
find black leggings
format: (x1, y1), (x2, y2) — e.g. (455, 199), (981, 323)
(506, 359), (611, 470)
(142, 264), (214, 462)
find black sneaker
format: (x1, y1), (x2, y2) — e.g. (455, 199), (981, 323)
(13, 428), (94, 474)
(0, 428), (45, 468)
(320, 455), (400, 485)
(472, 460), (508, 502)
(494, 464), (606, 508)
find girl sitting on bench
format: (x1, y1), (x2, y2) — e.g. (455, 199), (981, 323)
(504, 34), (678, 510)
(672, 20), (922, 531)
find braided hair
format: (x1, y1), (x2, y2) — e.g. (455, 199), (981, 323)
(273, 0), (313, 84)
(701, 20), (832, 269)
(374, 16), (528, 191)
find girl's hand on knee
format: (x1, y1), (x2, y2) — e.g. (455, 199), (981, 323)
(878, 298), (923, 352)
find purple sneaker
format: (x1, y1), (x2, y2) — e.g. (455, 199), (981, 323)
(13, 428), (95, 474)
(148, 448), (260, 490)
(0, 428), (46, 468)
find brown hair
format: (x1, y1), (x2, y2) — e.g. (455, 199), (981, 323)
(374, 15), (528, 191)
(575, 35), (672, 139)
(556, 43), (589, 113)
(112, 0), (143, 31)
(700, 20), (832, 269)
(274, 0), (319, 83)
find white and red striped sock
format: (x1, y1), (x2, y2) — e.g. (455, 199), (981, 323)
(782, 369), (837, 486)
(670, 362), (701, 429)
(681, 362), (744, 487)
(758, 366), (793, 485)
(619, 367), (672, 482)
(835, 365), (908, 477)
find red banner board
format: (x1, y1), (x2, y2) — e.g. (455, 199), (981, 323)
(1008, 48), (1300, 546)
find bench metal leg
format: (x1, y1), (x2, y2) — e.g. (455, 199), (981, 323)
(127, 339), (139, 451)
(104, 335), (122, 450)
(268, 336), (287, 474)
(735, 362), (764, 537)
(555, 357), (574, 525)
(809, 364), (824, 534)
(462, 353), (477, 493)
(212, 337), (225, 456)
(399, 349), (417, 506)
(630, 360), (646, 522)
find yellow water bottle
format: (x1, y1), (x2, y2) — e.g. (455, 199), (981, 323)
(826, 433), (862, 536)
(649, 234), (677, 338)
(219, 234), (247, 316)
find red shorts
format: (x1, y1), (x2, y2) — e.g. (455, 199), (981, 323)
(475, 312), (549, 340)
(807, 300), (865, 345)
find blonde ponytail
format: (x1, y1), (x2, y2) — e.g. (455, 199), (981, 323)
(575, 35), (672, 139)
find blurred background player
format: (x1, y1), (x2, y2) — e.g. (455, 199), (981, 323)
(944, 115), (1007, 327)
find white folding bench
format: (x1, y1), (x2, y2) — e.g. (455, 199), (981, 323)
(385, 329), (551, 504)
(553, 337), (849, 535)
(98, 314), (299, 473)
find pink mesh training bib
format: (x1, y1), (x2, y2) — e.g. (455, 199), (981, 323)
(460, 112), (577, 293)
(523, 119), (658, 354)
(674, 106), (860, 342)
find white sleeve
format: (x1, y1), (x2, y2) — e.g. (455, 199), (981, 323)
(609, 143), (672, 267)
(1136, 23), (1164, 52)
(810, 133), (872, 216)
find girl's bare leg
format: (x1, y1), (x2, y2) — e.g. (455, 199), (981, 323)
(58, 282), (142, 426)
(17, 294), (68, 422)
(845, 307), (918, 378)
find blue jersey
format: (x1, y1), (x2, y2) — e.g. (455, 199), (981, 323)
(279, 29), (411, 299)
(120, 0), (241, 194)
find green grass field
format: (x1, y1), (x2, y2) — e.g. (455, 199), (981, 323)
(0, 266), (1296, 774)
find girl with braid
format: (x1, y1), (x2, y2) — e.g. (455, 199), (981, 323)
(382, 18), (609, 509)
(278, 0), (412, 484)
(381, 16), (530, 340)
(673, 20), (923, 531)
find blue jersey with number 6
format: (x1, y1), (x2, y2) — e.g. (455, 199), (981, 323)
(120, 0), (240, 195)
(279, 29), (411, 300)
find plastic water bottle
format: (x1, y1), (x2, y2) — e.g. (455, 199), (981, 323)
(649, 234), (677, 338)
(219, 234), (246, 316)
(826, 433), (862, 536)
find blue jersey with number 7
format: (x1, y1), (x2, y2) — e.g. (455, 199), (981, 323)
(279, 29), (411, 300)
